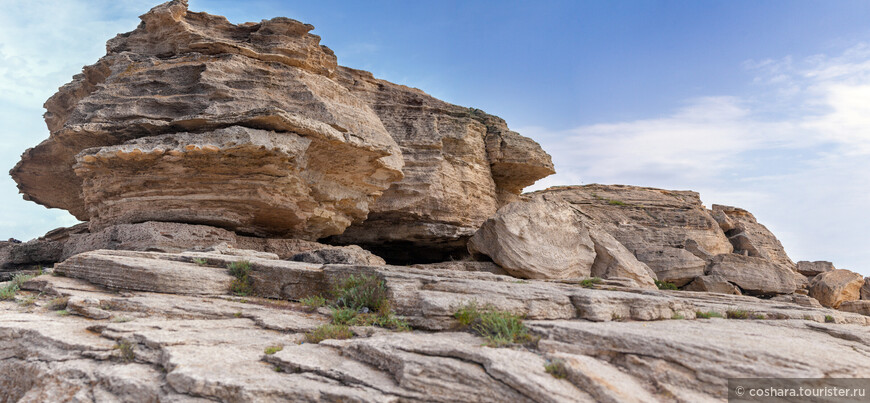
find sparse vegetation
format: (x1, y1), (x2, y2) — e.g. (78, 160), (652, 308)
(56, 309), (69, 316)
(452, 301), (532, 347)
(332, 274), (389, 312)
(696, 311), (723, 319)
(111, 316), (133, 323)
(233, 311), (243, 318)
(580, 277), (602, 289)
(114, 340), (135, 362)
(193, 258), (208, 266)
(0, 273), (36, 301)
(304, 324), (353, 344)
(825, 315), (835, 323)
(228, 260), (253, 296)
(607, 199), (627, 206)
(655, 280), (679, 290)
(46, 296), (69, 311)
(726, 309), (749, 320)
(264, 345), (283, 355)
(752, 313), (766, 320)
(671, 313), (685, 320)
(18, 295), (37, 307)
(299, 295), (327, 310)
(544, 359), (569, 379)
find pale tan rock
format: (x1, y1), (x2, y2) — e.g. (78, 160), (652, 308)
(861, 278), (870, 300)
(706, 254), (797, 296)
(547, 352), (659, 403)
(683, 275), (742, 295)
(587, 227), (657, 289)
(535, 185), (733, 285)
(467, 195), (595, 279)
(712, 205), (796, 271)
(290, 245), (385, 265)
(11, 0), (403, 239)
(411, 261), (508, 276)
(808, 269), (865, 308)
(770, 294), (823, 308)
(797, 260), (835, 277)
(839, 300), (870, 316)
(328, 70), (554, 263)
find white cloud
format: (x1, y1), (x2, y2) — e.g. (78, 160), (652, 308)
(527, 43), (870, 275)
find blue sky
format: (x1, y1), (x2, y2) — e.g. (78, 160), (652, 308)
(2, 1), (870, 275)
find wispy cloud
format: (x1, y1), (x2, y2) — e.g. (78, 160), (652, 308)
(526, 43), (870, 274)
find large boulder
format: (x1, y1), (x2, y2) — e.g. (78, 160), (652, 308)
(467, 195), (595, 279)
(531, 185), (732, 285)
(705, 254), (797, 296)
(327, 72), (554, 263)
(467, 194), (657, 287)
(711, 205), (796, 271)
(862, 278), (870, 300)
(796, 261), (835, 277)
(809, 269), (865, 308)
(11, 0), (404, 239)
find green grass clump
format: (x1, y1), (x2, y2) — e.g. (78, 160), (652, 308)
(453, 302), (531, 347)
(655, 280), (679, 290)
(752, 313), (766, 320)
(0, 273), (35, 301)
(305, 324), (353, 344)
(726, 309), (749, 320)
(227, 261), (253, 296)
(332, 274), (389, 312)
(671, 313), (685, 320)
(56, 309), (69, 316)
(264, 345), (283, 355)
(825, 315), (835, 323)
(580, 277), (602, 289)
(193, 258), (208, 266)
(696, 311), (723, 319)
(607, 199), (627, 206)
(330, 307), (358, 325)
(114, 341), (135, 362)
(545, 359), (569, 379)
(299, 295), (327, 310)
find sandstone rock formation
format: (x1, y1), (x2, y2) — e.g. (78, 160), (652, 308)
(712, 204), (796, 270)
(808, 269), (865, 308)
(327, 73), (554, 263)
(11, 0), (407, 239)
(533, 185), (732, 286)
(705, 254), (796, 296)
(12, 0), (552, 261)
(862, 277), (870, 300)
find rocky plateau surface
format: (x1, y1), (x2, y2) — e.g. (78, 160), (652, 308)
(3, 1), (870, 402)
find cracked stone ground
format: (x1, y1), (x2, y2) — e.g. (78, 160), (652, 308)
(2, 249), (869, 402)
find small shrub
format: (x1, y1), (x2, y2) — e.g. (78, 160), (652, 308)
(111, 316), (133, 323)
(726, 309), (749, 320)
(655, 280), (679, 290)
(193, 258), (208, 266)
(580, 277), (602, 289)
(825, 315), (835, 323)
(233, 311), (243, 318)
(454, 301), (481, 327)
(264, 345), (283, 355)
(545, 359), (569, 379)
(305, 324), (353, 343)
(611, 313), (623, 321)
(227, 261), (253, 296)
(300, 295), (327, 310)
(114, 341), (135, 362)
(751, 313), (766, 320)
(607, 199), (627, 206)
(0, 283), (19, 301)
(56, 309), (69, 316)
(332, 274), (388, 312)
(474, 310), (531, 347)
(696, 311), (723, 319)
(331, 307), (358, 325)
(671, 313), (685, 320)
(18, 296), (37, 307)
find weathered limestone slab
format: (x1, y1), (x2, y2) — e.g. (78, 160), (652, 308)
(797, 260), (835, 277)
(809, 269), (865, 308)
(706, 254), (797, 296)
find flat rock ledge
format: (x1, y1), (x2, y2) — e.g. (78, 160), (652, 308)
(2, 249), (869, 402)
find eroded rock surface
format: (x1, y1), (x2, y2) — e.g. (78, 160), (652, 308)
(797, 260), (835, 277)
(712, 204), (796, 271)
(11, 0), (405, 239)
(3, 248), (869, 402)
(808, 269), (865, 308)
